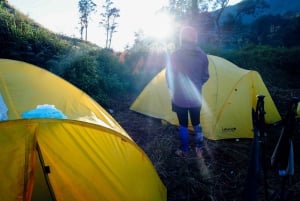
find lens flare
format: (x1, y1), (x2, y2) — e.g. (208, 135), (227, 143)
(142, 12), (174, 40)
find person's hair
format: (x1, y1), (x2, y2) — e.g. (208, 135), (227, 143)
(179, 26), (198, 45)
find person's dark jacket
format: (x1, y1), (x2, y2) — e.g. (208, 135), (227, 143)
(166, 41), (209, 108)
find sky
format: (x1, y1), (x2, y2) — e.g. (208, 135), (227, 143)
(8, 0), (241, 51)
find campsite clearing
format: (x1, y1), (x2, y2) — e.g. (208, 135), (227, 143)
(112, 90), (300, 201)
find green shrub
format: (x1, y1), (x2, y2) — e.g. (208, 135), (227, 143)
(59, 49), (133, 107)
(96, 49), (133, 95)
(211, 45), (300, 88)
(62, 54), (99, 94)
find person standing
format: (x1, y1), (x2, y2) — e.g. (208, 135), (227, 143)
(166, 26), (209, 158)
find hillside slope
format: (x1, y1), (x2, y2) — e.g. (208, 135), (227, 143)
(0, 1), (98, 68)
(221, 0), (300, 23)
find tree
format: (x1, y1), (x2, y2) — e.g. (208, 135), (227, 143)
(99, 0), (120, 49)
(167, 0), (226, 46)
(168, 0), (210, 21)
(78, 0), (96, 41)
(211, 0), (230, 35)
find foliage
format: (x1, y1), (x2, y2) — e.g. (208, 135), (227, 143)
(164, 0), (300, 51)
(0, 2), (132, 108)
(62, 53), (99, 93)
(57, 48), (133, 107)
(0, 2), (71, 66)
(211, 45), (300, 88)
(207, 0), (231, 37)
(236, 0), (270, 18)
(1, 1), (299, 107)
(96, 49), (132, 97)
(249, 15), (300, 47)
(122, 40), (169, 92)
(168, 0), (210, 17)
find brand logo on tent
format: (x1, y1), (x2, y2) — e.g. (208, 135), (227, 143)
(222, 127), (237, 132)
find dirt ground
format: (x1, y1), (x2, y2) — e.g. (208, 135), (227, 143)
(111, 92), (300, 201)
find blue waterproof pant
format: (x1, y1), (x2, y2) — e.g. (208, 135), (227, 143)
(173, 104), (203, 151)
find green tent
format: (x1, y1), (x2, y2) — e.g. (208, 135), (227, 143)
(0, 59), (166, 201)
(130, 55), (282, 140)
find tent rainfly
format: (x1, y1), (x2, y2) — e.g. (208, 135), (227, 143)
(130, 55), (282, 140)
(0, 59), (166, 201)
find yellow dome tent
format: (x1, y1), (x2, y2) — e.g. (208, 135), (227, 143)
(0, 59), (166, 201)
(130, 55), (282, 140)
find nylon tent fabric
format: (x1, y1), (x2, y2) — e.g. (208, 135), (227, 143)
(130, 55), (281, 140)
(0, 59), (126, 135)
(0, 119), (166, 201)
(0, 59), (166, 201)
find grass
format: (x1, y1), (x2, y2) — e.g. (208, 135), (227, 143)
(112, 94), (300, 201)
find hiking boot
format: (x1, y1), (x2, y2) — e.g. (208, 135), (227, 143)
(175, 149), (188, 158)
(193, 125), (204, 147)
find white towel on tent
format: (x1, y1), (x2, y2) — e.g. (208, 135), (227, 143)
(22, 104), (67, 119)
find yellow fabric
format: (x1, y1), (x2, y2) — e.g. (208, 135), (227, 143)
(0, 59), (127, 137)
(0, 123), (36, 201)
(0, 59), (166, 201)
(130, 55), (282, 140)
(0, 120), (166, 201)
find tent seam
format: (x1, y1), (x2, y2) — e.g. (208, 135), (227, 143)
(215, 71), (251, 124)
(0, 66), (20, 118)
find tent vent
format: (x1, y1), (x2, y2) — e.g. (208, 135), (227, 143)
(44, 166), (51, 174)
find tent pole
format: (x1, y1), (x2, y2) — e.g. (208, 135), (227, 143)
(243, 95), (269, 201)
(256, 95), (269, 201)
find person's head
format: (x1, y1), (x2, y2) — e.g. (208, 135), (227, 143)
(179, 26), (198, 45)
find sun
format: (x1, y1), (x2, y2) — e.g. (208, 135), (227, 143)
(141, 12), (174, 41)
